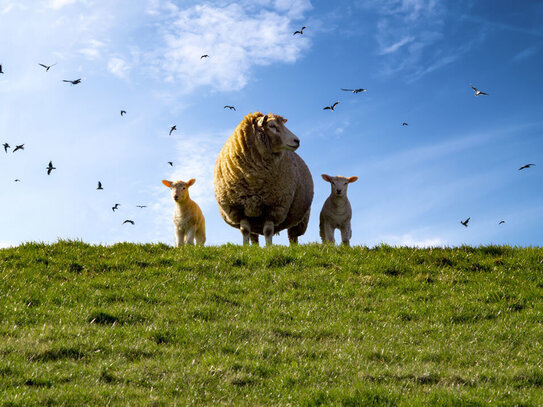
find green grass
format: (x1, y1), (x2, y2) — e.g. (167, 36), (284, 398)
(1, 241), (543, 406)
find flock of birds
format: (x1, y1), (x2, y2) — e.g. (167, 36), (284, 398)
(0, 23), (538, 239)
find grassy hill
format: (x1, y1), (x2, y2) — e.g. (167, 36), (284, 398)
(1, 241), (542, 406)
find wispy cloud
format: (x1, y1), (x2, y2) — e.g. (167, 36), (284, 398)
(149, 1), (312, 92)
(0, 241), (14, 249)
(48, 0), (78, 10)
(379, 35), (414, 54)
(376, 233), (446, 248)
(107, 56), (130, 79)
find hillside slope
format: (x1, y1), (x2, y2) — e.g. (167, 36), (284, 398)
(1, 242), (542, 406)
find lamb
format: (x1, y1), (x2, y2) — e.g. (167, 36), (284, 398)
(162, 179), (206, 246)
(214, 112), (314, 246)
(319, 174), (358, 246)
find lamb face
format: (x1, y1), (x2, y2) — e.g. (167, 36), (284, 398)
(321, 175), (358, 198)
(162, 179), (195, 203)
(255, 114), (300, 154)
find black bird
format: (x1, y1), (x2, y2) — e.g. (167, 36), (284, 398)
(224, 105), (236, 110)
(13, 144), (24, 153)
(402, 122), (408, 126)
(120, 110), (126, 116)
(63, 78), (82, 85)
(14, 179), (21, 182)
(499, 220), (505, 225)
(46, 161), (56, 175)
(123, 219), (135, 225)
(460, 217), (470, 227)
(0, 64), (3, 74)
(137, 205), (147, 208)
(38, 63), (56, 72)
(112, 203), (120, 212)
(169, 125), (176, 135)
(293, 26), (306, 35)
(470, 84), (488, 97)
(323, 102), (339, 111)
(201, 54), (209, 59)
(341, 88), (367, 94)
(168, 161), (173, 166)
(3, 143), (9, 153)
(97, 181), (103, 190)
(519, 164), (535, 170)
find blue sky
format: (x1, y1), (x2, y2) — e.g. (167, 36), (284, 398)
(1, 0), (542, 248)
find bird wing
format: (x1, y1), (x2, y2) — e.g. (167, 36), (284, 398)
(332, 102), (339, 108)
(39, 64), (47, 68)
(323, 106), (331, 110)
(471, 85), (477, 91)
(341, 88), (353, 91)
(479, 91), (488, 95)
(62, 80), (72, 82)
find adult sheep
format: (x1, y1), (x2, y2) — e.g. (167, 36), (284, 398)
(214, 112), (313, 246)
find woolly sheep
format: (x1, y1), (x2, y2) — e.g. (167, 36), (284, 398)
(319, 174), (358, 246)
(214, 112), (314, 246)
(162, 179), (206, 246)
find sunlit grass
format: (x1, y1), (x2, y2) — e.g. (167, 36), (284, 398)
(1, 241), (542, 406)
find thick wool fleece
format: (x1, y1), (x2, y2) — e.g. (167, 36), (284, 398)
(214, 112), (313, 238)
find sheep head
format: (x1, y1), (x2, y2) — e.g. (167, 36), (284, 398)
(162, 179), (195, 203)
(254, 113), (300, 155)
(321, 174), (358, 197)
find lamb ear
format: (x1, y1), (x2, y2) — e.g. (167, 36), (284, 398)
(162, 180), (172, 188)
(187, 178), (196, 187)
(321, 174), (332, 183)
(348, 176), (358, 183)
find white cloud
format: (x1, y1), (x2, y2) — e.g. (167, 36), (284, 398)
(79, 39), (106, 60)
(152, 2), (311, 92)
(379, 35), (414, 54)
(48, 0), (78, 10)
(108, 56), (130, 78)
(379, 233), (446, 248)
(0, 241), (14, 249)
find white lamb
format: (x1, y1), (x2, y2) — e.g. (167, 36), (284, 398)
(319, 174), (358, 246)
(162, 179), (206, 246)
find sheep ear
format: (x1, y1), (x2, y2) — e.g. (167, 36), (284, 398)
(348, 176), (358, 183)
(283, 118), (288, 123)
(256, 114), (268, 128)
(162, 180), (172, 188)
(321, 174), (332, 183)
(187, 178), (196, 187)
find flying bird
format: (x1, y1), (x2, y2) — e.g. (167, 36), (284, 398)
(123, 220), (135, 225)
(120, 110), (126, 116)
(38, 63), (56, 72)
(499, 220), (505, 225)
(168, 161), (173, 167)
(0, 64), (3, 74)
(46, 161), (56, 175)
(402, 122), (408, 126)
(169, 125), (176, 135)
(460, 217), (470, 227)
(341, 88), (367, 94)
(63, 78), (81, 85)
(112, 203), (120, 212)
(3, 143), (9, 153)
(293, 26), (306, 35)
(323, 102), (339, 111)
(224, 105), (236, 111)
(136, 205), (147, 208)
(470, 84), (488, 96)
(14, 179), (21, 182)
(200, 54), (209, 59)
(97, 181), (103, 190)
(13, 144), (24, 153)
(518, 164), (535, 170)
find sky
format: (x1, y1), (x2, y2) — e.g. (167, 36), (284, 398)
(1, 0), (542, 248)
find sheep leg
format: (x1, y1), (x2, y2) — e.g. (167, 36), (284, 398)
(289, 209), (310, 245)
(175, 229), (184, 247)
(184, 229), (195, 245)
(340, 224), (351, 247)
(263, 220), (274, 246)
(324, 224), (335, 244)
(250, 233), (260, 246)
(195, 228), (206, 246)
(239, 219), (251, 245)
